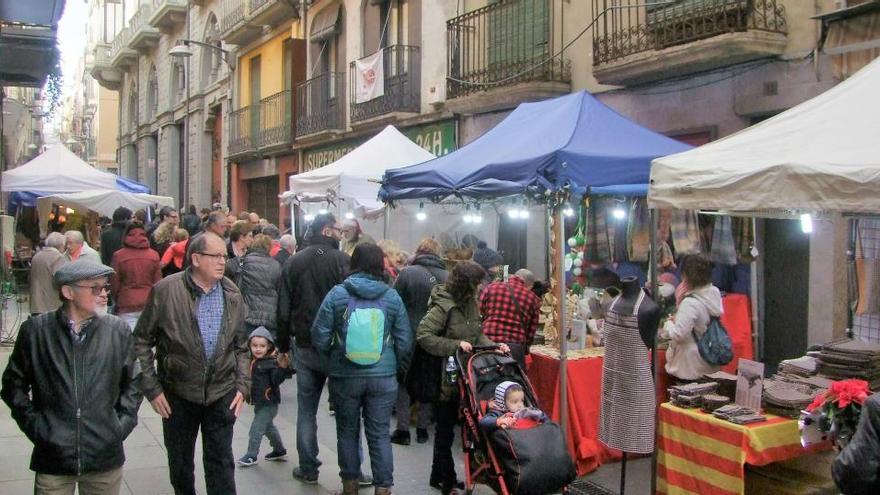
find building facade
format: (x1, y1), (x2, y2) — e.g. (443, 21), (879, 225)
(92, 0), (231, 209)
(1, 86), (44, 169)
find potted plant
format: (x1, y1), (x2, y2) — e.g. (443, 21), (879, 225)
(800, 378), (870, 449)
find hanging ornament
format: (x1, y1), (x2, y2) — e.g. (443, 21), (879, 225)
(573, 258), (583, 268)
(564, 255), (574, 272)
(567, 237), (577, 248)
(573, 267), (583, 277)
(577, 250), (585, 259)
(574, 234), (586, 247)
(570, 282), (583, 295)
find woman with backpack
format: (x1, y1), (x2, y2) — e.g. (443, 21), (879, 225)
(311, 244), (413, 495)
(661, 254), (723, 382)
(417, 260), (509, 494)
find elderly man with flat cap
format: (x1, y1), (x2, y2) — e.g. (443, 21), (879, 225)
(2, 260), (142, 495)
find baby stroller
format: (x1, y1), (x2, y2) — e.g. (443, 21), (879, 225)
(455, 345), (576, 495)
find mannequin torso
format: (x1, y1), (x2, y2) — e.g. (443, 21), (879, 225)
(614, 277), (661, 349)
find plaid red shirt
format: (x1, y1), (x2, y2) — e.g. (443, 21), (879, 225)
(479, 277), (541, 345)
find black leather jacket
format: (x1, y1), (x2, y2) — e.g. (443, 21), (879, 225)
(1, 310), (142, 475)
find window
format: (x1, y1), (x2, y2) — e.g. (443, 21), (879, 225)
(201, 14), (222, 88)
(171, 60), (186, 102)
(147, 64), (158, 120)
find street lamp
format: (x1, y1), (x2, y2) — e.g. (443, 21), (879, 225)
(168, 38), (234, 208)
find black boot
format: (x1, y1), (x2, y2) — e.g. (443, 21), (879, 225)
(416, 428), (429, 444)
(429, 472), (463, 491)
(390, 430), (411, 446)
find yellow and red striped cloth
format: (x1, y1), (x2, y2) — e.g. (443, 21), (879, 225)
(657, 403), (826, 495)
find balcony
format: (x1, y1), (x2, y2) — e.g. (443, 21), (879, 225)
(129, 4), (160, 51)
(295, 72), (345, 139)
(110, 28), (137, 69)
(89, 41), (123, 90)
(592, 0), (788, 86)
(229, 105), (259, 159)
(349, 45), (420, 125)
(446, 0), (570, 112)
(149, 0), (188, 32)
(249, 0), (297, 28)
(259, 90), (293, 152)
(220, 0), (261, 46)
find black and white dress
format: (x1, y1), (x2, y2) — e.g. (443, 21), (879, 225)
(598, 290), (656, 454)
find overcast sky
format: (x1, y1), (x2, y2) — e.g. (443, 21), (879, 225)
(46, 0), (89, 140)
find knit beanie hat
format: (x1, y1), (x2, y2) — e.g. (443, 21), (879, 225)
(472, 241), (503, 271)
(494, 380), (522, 411)
(248, 326), (276, 347)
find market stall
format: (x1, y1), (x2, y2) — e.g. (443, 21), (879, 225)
(381, 90), (691, 475)
(648, 56), (880, 495)
(35, 190), (175, 238)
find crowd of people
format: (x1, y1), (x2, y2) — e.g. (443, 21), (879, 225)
(1, 204), (552, 495)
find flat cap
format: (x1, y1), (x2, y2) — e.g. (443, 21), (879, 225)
(54, 259), (115, 287)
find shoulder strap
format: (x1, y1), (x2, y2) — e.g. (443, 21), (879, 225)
(505, 282), (527, 328)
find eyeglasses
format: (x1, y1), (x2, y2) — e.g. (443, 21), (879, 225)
(197, 252), (228, 262)
(73, 284), (111, 296)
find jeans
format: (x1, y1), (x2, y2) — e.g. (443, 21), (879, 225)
(329, 376), (398, 488)
(245, 403), (285, 458)
(118, 311), (141, 332)
(34, 467), (123, 495)
(162, 390), (237, 495)
(432, 397), (461, 484)
(394, 386), (432, 432)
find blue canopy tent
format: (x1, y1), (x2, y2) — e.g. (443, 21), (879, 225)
(379, 91), (690, 201)
(379, 91), (691, 468)
(9, 176), (151, 211)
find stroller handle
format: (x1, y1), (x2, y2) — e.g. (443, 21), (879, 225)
(472, 344), (503, 352)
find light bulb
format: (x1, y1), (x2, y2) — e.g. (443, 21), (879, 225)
(303, 214), (315, 222)
(800, 213), (813, 234)
(520, 209), (530, 219)
(612, 208), (626, 220)
(563, 207), (574, 217)
(463, 214), (473, 224)
(344, 212), (355, 220)
(416, 211), (427, 221)
(508, 209), (520, 220)
(473, 214), (483, 224)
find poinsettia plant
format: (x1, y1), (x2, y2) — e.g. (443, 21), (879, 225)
(801, 379), (870, 449)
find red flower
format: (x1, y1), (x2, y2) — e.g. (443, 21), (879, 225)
(826, 379), (870, 409)
(807, 393), (827, 412)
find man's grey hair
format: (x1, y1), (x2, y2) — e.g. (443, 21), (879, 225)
(45, 232), (66, 251)
(64, 230), (84, 245)
(279, 234), (296, 253)
(515, 269), (535, 287)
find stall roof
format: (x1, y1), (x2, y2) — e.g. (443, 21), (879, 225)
(2, 144), (119, 193)
(289, 125), (435, 215)
(379, 91), (690, 201)
(36, 190), (175, 237)
(649, 57), (880, 213)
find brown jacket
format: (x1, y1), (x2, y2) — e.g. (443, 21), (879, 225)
(133, 270), (249, 405)
(28, 247), (65, 314)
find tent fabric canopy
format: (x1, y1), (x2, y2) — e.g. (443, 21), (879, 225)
(3, 144), (119, 193)
(289, 125), (435, 216)
(36, 190), (175, 238)
(649, 56), (880, 213)
(379, 91), (691, 201)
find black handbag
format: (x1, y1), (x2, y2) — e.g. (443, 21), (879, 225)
(406, 309), (452, 403)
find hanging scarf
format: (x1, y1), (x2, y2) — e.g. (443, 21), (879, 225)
(670, 210), (702, 255)
(710, 216), (737, 266)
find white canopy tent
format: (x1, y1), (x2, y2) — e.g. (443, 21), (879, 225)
(2, 144), (120, 193)
(289, 125), (435, 217)
(35, 190), (175, 237)
(649, 56), (880, 213)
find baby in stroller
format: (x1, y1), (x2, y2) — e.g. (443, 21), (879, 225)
(479, 381), (549, 432)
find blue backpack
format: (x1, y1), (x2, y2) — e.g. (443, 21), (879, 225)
(693, 315), (734, 366)
(338, 297), (389, 366)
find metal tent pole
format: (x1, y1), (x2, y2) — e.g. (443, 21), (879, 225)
(649, 207), (659, 495)
(556, 204), (569, 445)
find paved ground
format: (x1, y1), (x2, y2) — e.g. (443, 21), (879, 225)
(0, 296), (650, 494)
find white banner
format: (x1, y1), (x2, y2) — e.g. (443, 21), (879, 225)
(354, 50), (384, 104)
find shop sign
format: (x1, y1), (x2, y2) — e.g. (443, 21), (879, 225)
(301, 119), (457, 173)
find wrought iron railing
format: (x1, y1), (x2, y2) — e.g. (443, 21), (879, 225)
(592, 0), (787, 65)
(250, 0), (270, 13)
(296, 72), (345, 136)
(259, 90), (292, 149)
(221, 0), (248, 34)
(446, 0), (569, 99)
(229, 106), (258, 156)
(349, 45), (420, 123)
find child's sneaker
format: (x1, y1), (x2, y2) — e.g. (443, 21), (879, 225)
(265, 449), (288, 462)
(237, 455), (258, 467)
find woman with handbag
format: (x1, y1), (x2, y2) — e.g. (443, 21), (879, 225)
(416, 261), (509, 494)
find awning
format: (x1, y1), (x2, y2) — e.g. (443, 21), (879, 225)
(310, 4), (341, 43)
(815, 1), (880, 79)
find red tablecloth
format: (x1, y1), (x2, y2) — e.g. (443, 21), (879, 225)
(527, 352), (621, 475)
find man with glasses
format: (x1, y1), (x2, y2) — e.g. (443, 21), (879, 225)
(134, 233), (248, 494)
(278, 213), (370, 485)
(2, 260), (142, 495)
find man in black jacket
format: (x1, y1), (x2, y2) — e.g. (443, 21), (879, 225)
(2, 260), (142, 494)
(277, 213), (351, 484)
(100, 207), (132, 266)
